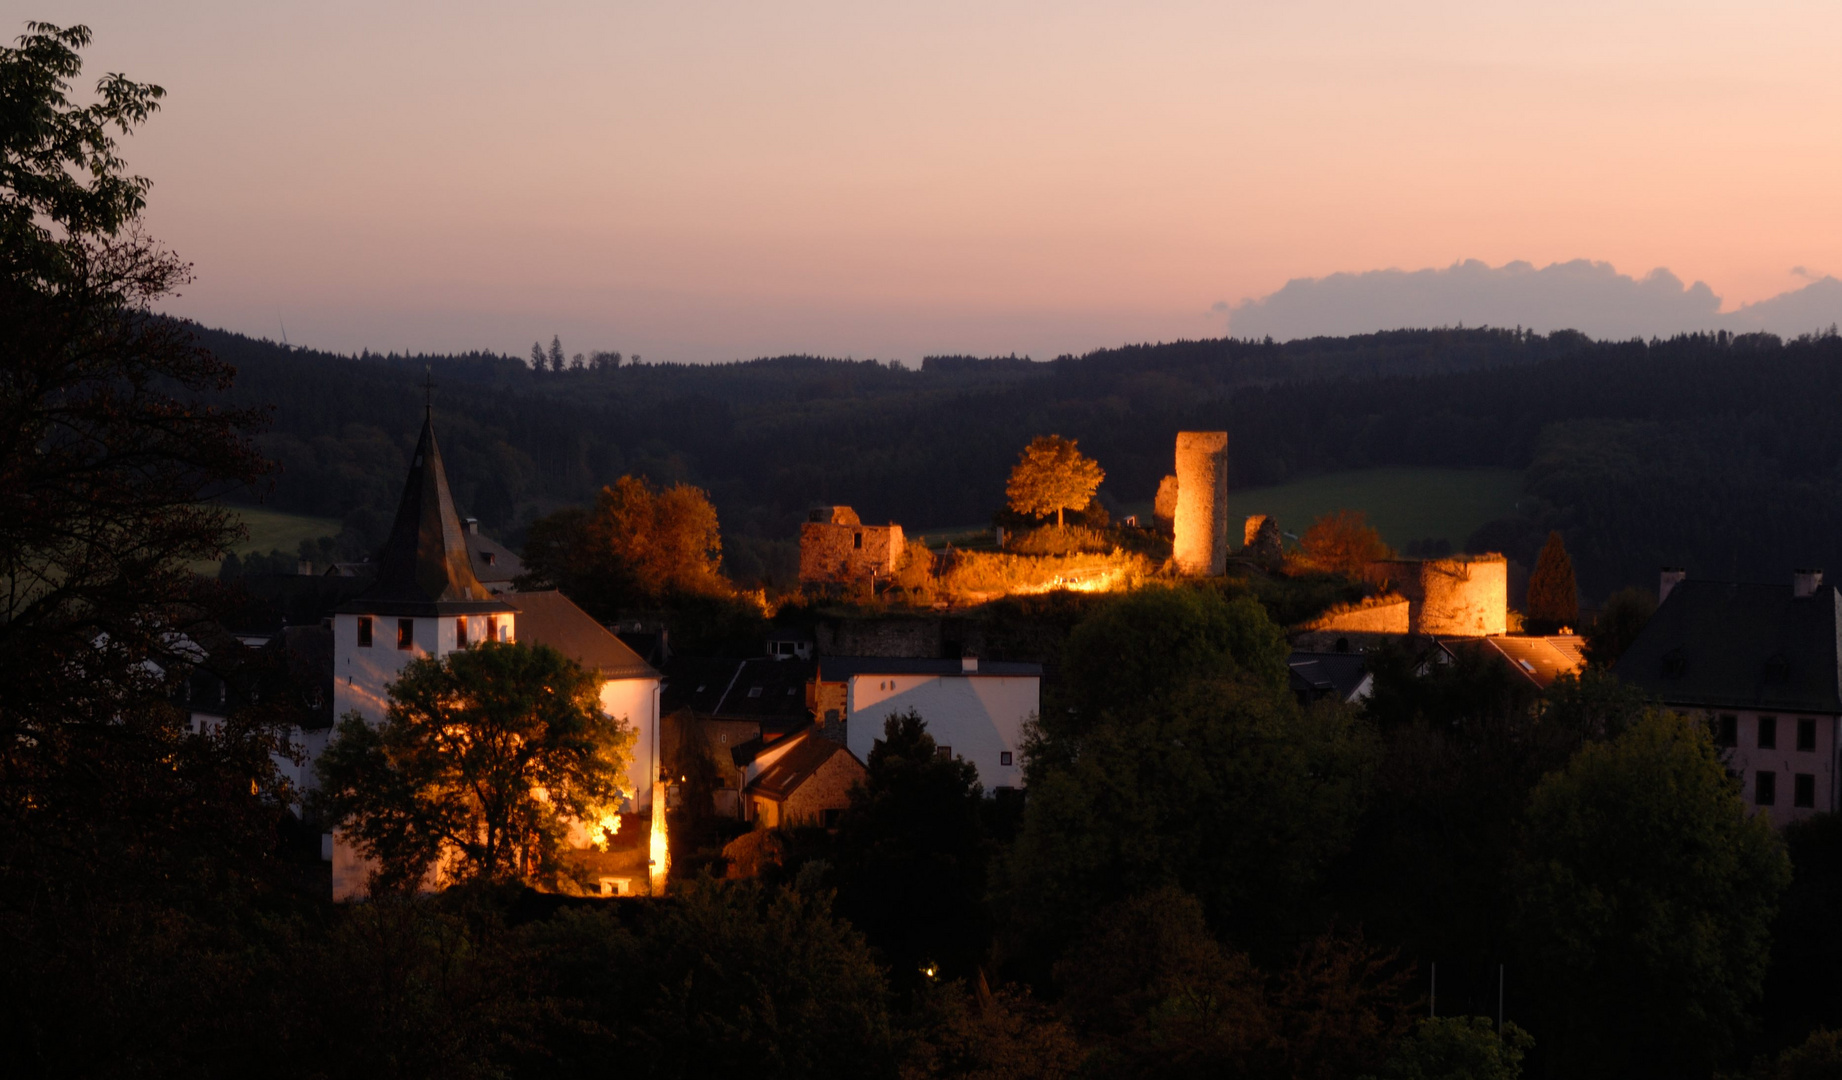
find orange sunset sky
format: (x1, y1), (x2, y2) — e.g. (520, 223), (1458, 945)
(27, 1), (1842, 361)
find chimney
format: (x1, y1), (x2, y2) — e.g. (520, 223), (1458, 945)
(1794, 569), (1825, 598)
(463, 516), (479, 535)
(1659, 568), (1687, 605)
(961, 655), (979, 674)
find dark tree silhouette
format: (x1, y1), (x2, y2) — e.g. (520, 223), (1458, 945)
(1526, 530), (1579, 631)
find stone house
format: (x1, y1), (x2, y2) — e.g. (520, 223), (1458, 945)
(739, 729), (868, 829)
(1614, 569), (1842, 826)
(799, 506), (905, 586)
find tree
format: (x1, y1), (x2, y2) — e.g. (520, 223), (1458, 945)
(548, 334), (564, 373)
(1583, 585), (1656, 668)
(1371, 1017), (1533, 1080)
(529, 340), (546, 371)
(520, 475), (729, 614)
(317, 641), (634, 892)
(833, 710), (992, 988)
(1298, 510), (1392, 578)
(1525, 530), (1578, 631)
(1512, 711), (1790, 1079)
(1005, 435), (1104, 528)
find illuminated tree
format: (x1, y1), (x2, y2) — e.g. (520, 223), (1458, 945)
(522, 474), (729, 610)
(1299, 509), (1391, 577)
(1525, 530), (1578, 632)
(1006, 435), (1105, 528)
(317, 641), (633, 891)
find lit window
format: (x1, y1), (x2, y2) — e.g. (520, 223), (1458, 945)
(1795, 773), (1817, 809)
(456, 617), (469, 648)
(398, 619), (414, 650)
(357, 616), (373, 648)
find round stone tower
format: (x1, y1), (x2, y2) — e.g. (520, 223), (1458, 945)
(1173, 431), (1229, 575)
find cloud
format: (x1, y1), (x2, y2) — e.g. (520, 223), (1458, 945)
(1225, 259), (1842, 342)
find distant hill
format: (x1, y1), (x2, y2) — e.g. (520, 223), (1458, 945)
(195, 323), (1842, 600)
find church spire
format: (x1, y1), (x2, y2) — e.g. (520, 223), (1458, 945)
(345, 412), (512, 616)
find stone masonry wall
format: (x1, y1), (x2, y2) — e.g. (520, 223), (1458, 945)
(1367, 555), (1508, 637)
(782, 749), (868, 827)
(1173, 431), (1229, 575)
(799, 515), (906, 586)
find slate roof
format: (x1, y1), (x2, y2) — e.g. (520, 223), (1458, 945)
(1287, 651), (1373, 702)
(1613, 579), (1842, 713)
(1443, 635), (1586, 690)
(662, 657), (815, 726)
(745, 731), (863, 800)
(813, 657), (1043, 679)
(508, 590), (658, 680)
(341, 414), (512, 617)
(465, 527), (525, 586)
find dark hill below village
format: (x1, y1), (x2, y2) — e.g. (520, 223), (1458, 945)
(199, 323), (1842, 600)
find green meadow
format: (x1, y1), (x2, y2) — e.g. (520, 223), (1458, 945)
(192, 505), (343, 573)
(1226, 467), (1524, 550)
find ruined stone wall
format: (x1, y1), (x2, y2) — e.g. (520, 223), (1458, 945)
(1367, 555), (1508, 637)
(1302, 595), (1411, 634)
(1173, 431), (1229, 575)
(799, 517), (905, 585)
(1243, 515), (1283, 561)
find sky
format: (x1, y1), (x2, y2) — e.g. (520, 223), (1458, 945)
(24, 1), (1842, 360)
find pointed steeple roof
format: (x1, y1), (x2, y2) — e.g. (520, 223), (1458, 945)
(342, 413), (514, 617)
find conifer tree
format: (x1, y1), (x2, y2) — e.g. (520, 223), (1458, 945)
(529, 340), (546, 370)
(1527, 530), (1579, 631)
(548, 334), (565, 372)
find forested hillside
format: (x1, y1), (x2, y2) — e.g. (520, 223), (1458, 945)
(200, 324), (1842, 599)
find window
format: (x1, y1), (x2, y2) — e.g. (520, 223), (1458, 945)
(398, 618), (414, 651)
(821, 809), (842, 829)
(853, 532), (863, 549)
(357, 616), (373, 648)
(1799, 718), (1817, 752)
(1715, 714), (1738, 748)
(483, 551), (496, 566)
(456, 617), (469, 648)
(937, 745), (953, 760)
(486, 615), (499, 642)
(1000, 751), (1014, 767)
(1756, 770), (1777, 807)
(1759, 716), (1778, 750)
(747, 685), (763, 698)
(1795, 773), (1817, 809)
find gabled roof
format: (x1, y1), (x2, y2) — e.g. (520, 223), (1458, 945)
(341, 414), (511, 617)
(1613, 579), (1842, 713)
(508, 590), (658, 681)
(814, 657), (1043, 679)
(746, 731), (864, 801)
(465, 528), (525, 585)
(1287, 651), (1373, 702)
(1442, 635), (1586, 690)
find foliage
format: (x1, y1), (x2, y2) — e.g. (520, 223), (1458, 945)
(1369, 1016), (1532, 1080)
(1051, 584), (1290, 741)
(1752, 1028), (1842, 1080)
(316, 641), (633, 892)
(521, 474), (728, 611)
(1512, 710), (1790, 1079)
(935, 548), (1148, 601)
(1761, 815), (1842, 1050)
(1005, 524), (1113, 555)
(834, 710), (993, 988)
(900, 978), (1087, 1080)
(525, 873), (897, 1080)
(1006, 434), (1106, 528)
(1297, 510), (1392, 578)
(890, 537), (937, 598)
(1584, 584), (1656, 668)
(1525, 530), (1578, 631)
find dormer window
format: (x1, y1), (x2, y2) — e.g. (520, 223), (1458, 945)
(484, 552), (496, 566)
(1661, 647), (1687, 679)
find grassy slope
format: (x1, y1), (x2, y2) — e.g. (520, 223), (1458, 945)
(1228, 467), (1523, 549)
(190, 506), (344, 574)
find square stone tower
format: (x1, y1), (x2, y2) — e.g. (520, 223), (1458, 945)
(1173, 431), (1229, 575)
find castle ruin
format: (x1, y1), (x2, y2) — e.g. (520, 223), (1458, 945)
(798, 506), (905, 587)
(1366, 554), (1509, 636)
(1172, 431), (1229, 576)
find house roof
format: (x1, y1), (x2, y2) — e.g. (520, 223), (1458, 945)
(1442, 635), (1586, 690)
(507, 590), (658, 681)
(1613, 579), (1842, 713)
(340, 414), (512, 617)
(663, 656), (815, 727)
(813, 656), (1043, 680)
(1287, 651), (1373, 701)
(465, 528), (525, 585)
(745, 731), (864, 801)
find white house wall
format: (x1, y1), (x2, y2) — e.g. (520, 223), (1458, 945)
(331, 611), (518, 726)
(601, 677), (662, 810)
(846, 674), (1036, 789)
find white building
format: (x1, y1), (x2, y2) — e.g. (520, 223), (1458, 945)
(325, 411), (660, 899)
(816, 656), (1041, 791)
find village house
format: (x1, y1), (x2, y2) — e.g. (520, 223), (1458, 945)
(1615, 569), (1842, 826)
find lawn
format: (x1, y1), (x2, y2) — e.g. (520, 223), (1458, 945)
(190, 505), (343, 574)
(1226, 468), (1524, 550)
